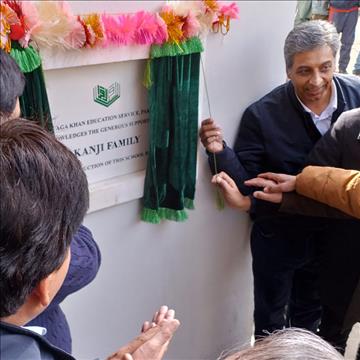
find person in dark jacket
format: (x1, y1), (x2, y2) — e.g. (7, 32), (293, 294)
(328, 0), (359, 73)
(0, 48), (101, 353)
(244, 108), (360, 353)
(0, 119), (180, 360)
(244, 108), (360, 218)
(199, 20), (360, 351)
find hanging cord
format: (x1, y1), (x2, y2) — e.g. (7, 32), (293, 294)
(200, 55), (225, 210)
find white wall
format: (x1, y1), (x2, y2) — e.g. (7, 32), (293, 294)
(60, 2), (296, 359)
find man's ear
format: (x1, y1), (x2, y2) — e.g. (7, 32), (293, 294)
(286, 69), (292, 80)
(32, 275), (53, 307)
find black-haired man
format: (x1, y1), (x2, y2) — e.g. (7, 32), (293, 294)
(0, 119), (179, 360)
(0, 48), (102, 353)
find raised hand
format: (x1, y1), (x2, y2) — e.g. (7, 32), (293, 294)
(107, 306), (180, 360)
(141, 305), (175, 333)
(199, 118), (224, 153)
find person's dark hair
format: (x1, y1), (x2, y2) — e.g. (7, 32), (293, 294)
(0, 119), (89, 317)
(284, 20), (339, 71)
(0, 49), (25, 116)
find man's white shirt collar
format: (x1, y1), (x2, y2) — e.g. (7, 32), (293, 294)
(297, 80), (337, 135)
(22, 326), (47, 336)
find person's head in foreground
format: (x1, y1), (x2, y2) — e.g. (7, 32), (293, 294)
(0, 118), (89, 325)
(223, 328), (343, 360)
(0, 119), (179, 360)
(0, 49), (25, 119)
(284, 20), (339, 108)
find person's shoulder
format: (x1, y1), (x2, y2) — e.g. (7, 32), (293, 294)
(73, 224), (93, 239)
(341, 108), (360, 119)
(246, 82), (289, 113)
(70, 224), (100, 261)
(332, 108), (360, 140)
(335, 73), (360, 90)
(335, 108), (360, 128)
(1, 322), (74, 360)
(256, 82), (288, 105)
(334, 74), (360, 108)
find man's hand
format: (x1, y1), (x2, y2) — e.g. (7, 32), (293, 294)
(253, 190), (283, 203)
(244, 177), (283, 203)
(141, 305), (174, 332)
(246, 172), (297, 193)
(212, 172), (251, 211)
(199, 118), (224, 153)
(107, 306), (180, 360)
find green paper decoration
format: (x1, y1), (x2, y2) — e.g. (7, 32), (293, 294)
(10, 42), (54, 132)
(10, 42), (41, 73)
(19, 64), (54, 132)
(141, 42), (202, 223)
(150, 37), (204, 59)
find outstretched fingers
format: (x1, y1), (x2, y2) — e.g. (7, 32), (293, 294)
(253, 190), (282, 203)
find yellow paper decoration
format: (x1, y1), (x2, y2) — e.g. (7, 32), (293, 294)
(160, 10), (184, 45)
(204, 0), (219, 13)
(82, 13), (104, 46)
(0, 3), (20, 52)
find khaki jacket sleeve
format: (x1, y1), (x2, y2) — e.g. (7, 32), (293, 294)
(296, 166), (360, 219)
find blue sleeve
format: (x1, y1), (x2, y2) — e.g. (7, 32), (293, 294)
(47, 225), (101, 309)
(208, 106), (266, 195)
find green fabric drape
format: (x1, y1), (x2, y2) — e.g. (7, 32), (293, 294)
(19, 64), (54, 132)
(10, 41), (53, 132)
(141, 47), (201, 223)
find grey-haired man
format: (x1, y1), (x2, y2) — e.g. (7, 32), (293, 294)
(200, 20), (360, 351)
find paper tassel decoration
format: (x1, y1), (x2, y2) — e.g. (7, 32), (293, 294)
(81, 13), (104, 47)
(213, 2), (240, 34)
(3, 0), (26, 41)
(204, 0), (220, 13)
(182, 11), (201, 38)
(150, 36), (203, 59)
(0, 2), (20, 52)
(1, 1), (239, 53)
(159, 6), (184, 45)
(133, 11), (167, 45)
(10, 41), (41, 73)
(24, 1), (85, 49)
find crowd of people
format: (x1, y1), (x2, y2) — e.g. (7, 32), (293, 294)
(0, 8), (359, 360)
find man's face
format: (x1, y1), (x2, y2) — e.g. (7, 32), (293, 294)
(287, 45), (335, 107)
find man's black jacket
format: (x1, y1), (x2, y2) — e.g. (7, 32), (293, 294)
(209, 74), (360, 220)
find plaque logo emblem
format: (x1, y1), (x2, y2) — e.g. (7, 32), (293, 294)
(93, 82), (120, 107)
